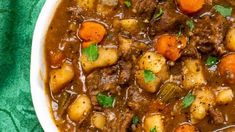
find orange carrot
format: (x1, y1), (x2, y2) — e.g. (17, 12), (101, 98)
(174, 124), (198, 132)
(154, 34), (187, 61)
(82, 41), (97, 48)
(78, 21), (107, 43)
(177, 0), (205, 14)
(218, 54), (235, 84)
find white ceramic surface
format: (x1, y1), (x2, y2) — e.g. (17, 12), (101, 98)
(30, 0), (61, 131)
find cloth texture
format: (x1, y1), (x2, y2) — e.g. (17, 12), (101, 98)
(0, 0), (45, 131)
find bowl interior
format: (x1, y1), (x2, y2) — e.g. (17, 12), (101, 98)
(30, 0), (61, 131)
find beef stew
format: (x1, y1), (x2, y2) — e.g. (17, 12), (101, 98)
(45, 0), (235, 131)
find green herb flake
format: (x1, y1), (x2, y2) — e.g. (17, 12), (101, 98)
(144, 70), (156, 83)
(96, 93), (115, 108)
(150, 126), (157, 132)
(124, 0), (132, 8)
(154, 8), (164, 20)
(186, 20), (194, 31)
(82, 44), (99, 62)
(206, 56), (218, 67)
(132, 116), (139, 125)
(214, 5), (232, 17)
(177, 25), (183, 37)
(183, 92), (195, 108)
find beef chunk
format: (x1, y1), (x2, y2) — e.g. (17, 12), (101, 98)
(86, 65), (120, 94)
(181, 44), (200, 58)
(132, 0), (157, 20)
(118, 61), (132, 85)
(87, 61), (133, 94)
(127, 85), (150, 112)
(104, 109), (134, 131)
(190, 15), (229, 55)
(150, 1), (187, 35)
(208, 108), (225, 124)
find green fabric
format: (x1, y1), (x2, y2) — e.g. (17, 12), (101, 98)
(0, 0), (45, 131)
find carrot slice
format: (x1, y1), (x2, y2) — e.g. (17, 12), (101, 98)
(82, 41), (97, 48)
(177, 0), (205, 14)
(218, 54), (235, 84)
(154, 34), (187, 61)
(174, 124), (198, 132)
(78, 21), (107, 43)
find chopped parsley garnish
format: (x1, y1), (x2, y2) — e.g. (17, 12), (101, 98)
(214, 5), (232, 17)
(82, 44), (99, 62)
(154, 8), (164, 20)
(177, 25), (183, 37)
(206, 56), (218, 67)
(132, 116), (139, 125)
(144, 70), (156, 83)
(96, 93), (115, 108)
(150, 126), (157, 132)
(182, 92), (195, 108)
(124, 0), (132, 8)
(186, 19), (194, 31)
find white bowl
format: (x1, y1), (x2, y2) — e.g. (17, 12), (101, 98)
(30, 0), (61, 131)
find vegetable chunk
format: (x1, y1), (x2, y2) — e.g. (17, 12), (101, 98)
(216, 88), (234, 105)
(177, 0), (205, 13)
(68, 94), (92, 122)
(139, 52), (167, 74)
(157, 82), (183, 103)
(174, 124), (198, 132)
(49, 62), (74, 93)
(182, 59), (206, 89)
(77, 0), (95, 10)
(218, 54), (235, 84)
(143, 114), (164, 132)
(190, 88), (215, 124)
(80, 47), (119, 72)
(120, 19), (139, 33)
(78, 21), (107, 43)
(226, 27), (235, 51)
(91, 113), (106, 129)
(154, 34), (187, 61)
(118, 36), (132, 55)
(135, 70), (161, 93)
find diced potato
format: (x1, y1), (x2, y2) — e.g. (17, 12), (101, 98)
(100, 0), (118, 6)
(216, 88), (234, 105)
(139, 52), (166, 74)
(77, 0), (95, 10)
(143, 113), (164, 132)
(226, 27), (235, 51)
(190, 88), (215, 124)
(49, 62), (74, 93)
(91, 112), (106, 129)
(118, 36), (133, 55)
(174, 124), (198, 132)
(135, 70), (161, 93)
(157, 63), (170, 81)
(68, 94), (92, 122)
(182, 59), (206, 89)
(80, 47), (119, 72)
(120, 19), (139, 33)
(97, 4), (114, 16)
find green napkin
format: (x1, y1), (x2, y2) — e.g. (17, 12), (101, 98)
(0, 0), (45, 131)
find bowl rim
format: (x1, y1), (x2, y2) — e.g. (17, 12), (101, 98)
(30, 0), (61, 131)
